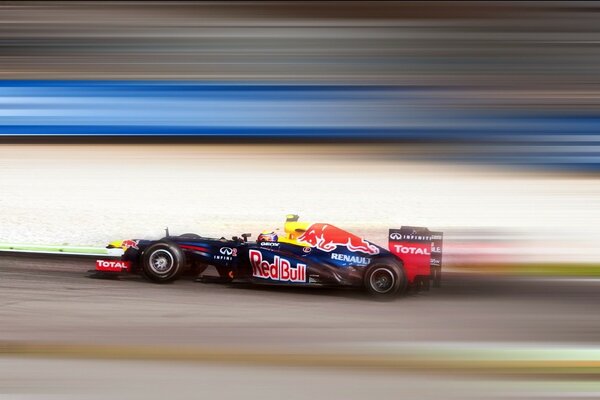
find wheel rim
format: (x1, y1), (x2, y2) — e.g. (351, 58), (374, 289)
(149, 249), (174, 275)
(369, 267), (395, 293)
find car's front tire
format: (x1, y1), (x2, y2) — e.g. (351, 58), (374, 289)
(142, 241), (185, 283)
(364, 259), (406, 301)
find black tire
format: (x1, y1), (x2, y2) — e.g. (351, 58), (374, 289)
(142, 241), (185, 283)
(364, 259), (406, 301)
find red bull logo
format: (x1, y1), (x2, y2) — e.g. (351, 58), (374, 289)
(249, 250), (306, 283)
(121, 239), (139, 250)
(297, 223), (380, 255)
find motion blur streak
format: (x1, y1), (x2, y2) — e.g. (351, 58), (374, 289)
(1, 1), (599, 88)
(1, 81), (600, 170)
(1, 2), (600, 168)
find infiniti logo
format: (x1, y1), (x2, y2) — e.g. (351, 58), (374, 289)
(219, 247), (233, 255)
(390, 231), (431, 241)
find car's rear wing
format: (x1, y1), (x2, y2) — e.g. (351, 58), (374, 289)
(388, 227), (444, 288)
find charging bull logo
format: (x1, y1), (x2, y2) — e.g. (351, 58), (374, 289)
(121, 240), (139, 250)
(298, 224), (380, 255)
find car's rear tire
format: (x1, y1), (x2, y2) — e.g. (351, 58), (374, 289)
(364, 259), (406, 301)
(142, 241), (185, 283)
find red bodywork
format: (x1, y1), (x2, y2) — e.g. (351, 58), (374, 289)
(388, 227), (443, 285)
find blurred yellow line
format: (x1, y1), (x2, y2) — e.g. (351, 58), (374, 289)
(2, 341), (600, 376)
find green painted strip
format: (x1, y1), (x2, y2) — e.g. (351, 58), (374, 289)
(514, 263), (600, 277)
(456, 263), (600, 277)
(0, 243), (109, 255)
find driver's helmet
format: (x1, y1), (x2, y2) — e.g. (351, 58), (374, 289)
(257, 231), (278, 244)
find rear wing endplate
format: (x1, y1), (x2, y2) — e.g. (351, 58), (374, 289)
(388, 226), (444, 287)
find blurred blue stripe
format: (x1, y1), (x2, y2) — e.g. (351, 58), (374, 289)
(1, 80), (600, 169)
(0, 80), (598, 135)
(1, 126), (597, 140)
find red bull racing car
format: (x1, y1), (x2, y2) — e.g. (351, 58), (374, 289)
(94, 215), (443, 300)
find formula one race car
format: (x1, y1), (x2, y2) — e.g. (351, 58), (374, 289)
(94, 215), (443, 300)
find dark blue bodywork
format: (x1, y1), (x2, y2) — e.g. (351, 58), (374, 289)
(123, 234), (392, 287)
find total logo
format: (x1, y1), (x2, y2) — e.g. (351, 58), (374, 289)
(95, 259), (131, 272)
(330, 253), (371, 265)
(392, 244), (431, 255)
(249, 250), (306, 283)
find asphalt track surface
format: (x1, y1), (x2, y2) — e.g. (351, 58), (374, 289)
(0, 357), (548, 400)
(3, 254), (600, 399)
(2, 254), (599, 347)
